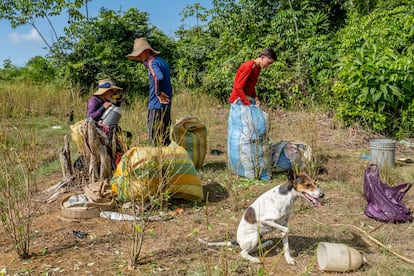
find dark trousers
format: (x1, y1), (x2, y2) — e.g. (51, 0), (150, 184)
(147, 108), (171, 146)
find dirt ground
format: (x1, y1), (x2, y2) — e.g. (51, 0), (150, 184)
(1, 109), (414, 275)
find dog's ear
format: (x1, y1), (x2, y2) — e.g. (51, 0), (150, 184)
(285, 169), (296, 182)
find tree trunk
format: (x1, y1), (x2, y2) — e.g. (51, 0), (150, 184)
(60, 135), (73, 179)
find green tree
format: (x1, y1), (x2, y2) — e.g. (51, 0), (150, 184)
(179, 3), (208, 38)
(333, 3), (414, 136)
(174, 3), (214, 91)
(52, 7), (175, 97)
(0, 59), (23, 81)
(25, 56), (56, 83)
(199, 0), (347, 106)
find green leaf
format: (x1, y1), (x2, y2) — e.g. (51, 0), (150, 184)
(1, 214), (6, 223)
(389, 85), (401, 97)
(372, 89), (382, 102)
(133, 225), (142, 233)
(360, 87), (369, 100)
(380, 84), (388, 96)
(186, 227), (200, 237)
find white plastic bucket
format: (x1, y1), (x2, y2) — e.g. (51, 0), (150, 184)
(317, 242), (364, 272)
(369, 139), (396, 167)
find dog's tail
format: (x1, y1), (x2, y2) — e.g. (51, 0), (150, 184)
(198, 237), (237, 247)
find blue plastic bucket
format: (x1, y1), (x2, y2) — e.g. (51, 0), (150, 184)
(369, 139), (396, 167)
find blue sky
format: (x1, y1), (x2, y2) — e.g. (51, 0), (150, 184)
(0, 0), (212, 67)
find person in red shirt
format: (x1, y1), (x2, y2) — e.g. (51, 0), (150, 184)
(229, 48), (276, 106)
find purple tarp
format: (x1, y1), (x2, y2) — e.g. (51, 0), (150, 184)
(364, 164), (412, 223)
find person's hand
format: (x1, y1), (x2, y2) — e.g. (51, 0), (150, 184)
(157, 92), (170, 104)
(254, 97), (260, 106)
(103, 102), (112, 109)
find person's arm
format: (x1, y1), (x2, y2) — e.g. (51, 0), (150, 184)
(87, 96), (106, 121)
(148, 58), (170, 104)
(233, 63), (252, 105)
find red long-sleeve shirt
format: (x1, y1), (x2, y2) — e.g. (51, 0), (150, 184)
(229, 60), (260, 105)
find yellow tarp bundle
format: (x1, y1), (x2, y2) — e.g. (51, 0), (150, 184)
(111, 143), (203, 202)
(170, 117), (207, 169)
(70, 120), (86, 155)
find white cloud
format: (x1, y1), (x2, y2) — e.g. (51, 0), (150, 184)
(8, 28), (43, 43)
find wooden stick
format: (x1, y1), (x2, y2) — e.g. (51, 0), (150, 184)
(46, 190), (65, 204)
(313, 219), (414, 265)
(60, 135), (73, 179)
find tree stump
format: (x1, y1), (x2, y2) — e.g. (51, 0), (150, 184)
(42, 121), (117, 203)
(79, 120), (115, 182)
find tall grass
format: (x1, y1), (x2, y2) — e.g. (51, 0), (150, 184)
(0, 119), (40, 259)
(0, 82), (79, 258)
(0, 81), (83, 120)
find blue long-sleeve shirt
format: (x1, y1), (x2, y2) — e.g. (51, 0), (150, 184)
(144, 56), (172, 110)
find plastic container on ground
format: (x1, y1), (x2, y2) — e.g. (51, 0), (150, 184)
(369, 138), (396, 167)
(317, 242), (365, 272)
(100, 211), (140, 221)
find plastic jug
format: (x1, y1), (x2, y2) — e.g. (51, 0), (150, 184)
(317, 242), (365, 272)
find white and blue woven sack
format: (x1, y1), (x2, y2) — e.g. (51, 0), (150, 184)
(227, 99), (271, 180)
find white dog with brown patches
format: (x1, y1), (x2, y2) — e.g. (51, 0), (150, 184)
(199, 172), (324, 264)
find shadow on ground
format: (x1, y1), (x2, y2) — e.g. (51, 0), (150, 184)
(202, 161), (227, 172)
(203, 181), (229, 202)
(263, 232), (371, 259)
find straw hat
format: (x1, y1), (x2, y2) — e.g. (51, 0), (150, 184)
(126, 37), (160, 60)
(93, 79), (122, 96)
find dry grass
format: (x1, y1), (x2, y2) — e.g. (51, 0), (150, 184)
(1, 83), (414, 275)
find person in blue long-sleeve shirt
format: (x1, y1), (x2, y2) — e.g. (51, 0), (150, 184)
(127, 37), (172, 146)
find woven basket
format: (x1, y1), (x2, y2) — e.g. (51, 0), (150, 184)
(60, 193), (114, 219)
